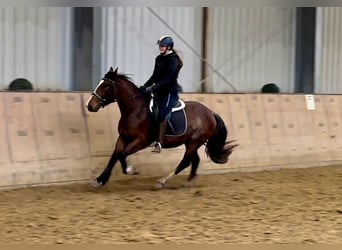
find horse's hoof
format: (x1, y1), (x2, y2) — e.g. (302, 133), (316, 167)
(91, 179), (103, 188)
(187, 174), (198, 182)
(127, 165), (139, 175)
(155, 181), (165, 189)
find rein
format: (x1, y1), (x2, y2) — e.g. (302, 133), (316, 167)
(91, 77), (144, 106)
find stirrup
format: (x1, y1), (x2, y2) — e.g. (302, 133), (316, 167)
(151, 142), (162, 153)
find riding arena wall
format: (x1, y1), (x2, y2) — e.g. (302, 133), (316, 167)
(0, 92), (341, 190)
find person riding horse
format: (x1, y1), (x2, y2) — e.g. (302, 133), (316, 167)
(140, 35), (183, 153)
(86, 66), (237, 187)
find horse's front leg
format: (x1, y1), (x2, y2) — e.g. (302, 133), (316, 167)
(119, 156), (139, 175)
(93, 151), (119, 187)
(93, 136), (147, 187)
(93, 136), (126, 187)
(118, 137), (147, 175)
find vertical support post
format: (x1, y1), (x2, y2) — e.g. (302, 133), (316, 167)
(295, 7), (316, 93)
(72, 7), (94, 91)
(201, 7), (209, 92)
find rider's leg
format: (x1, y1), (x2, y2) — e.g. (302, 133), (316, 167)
(151, 120), (167, 153)
(151, 91), (179, 153)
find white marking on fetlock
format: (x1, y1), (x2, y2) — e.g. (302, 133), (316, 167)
(126, 165), (133, 173)
(91, 179), (102, 188)
(127, 165), (139, 175)
(155, 181), (165, 189)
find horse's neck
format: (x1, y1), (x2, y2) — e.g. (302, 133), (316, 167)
(113, 77), (149, 118)
(116, 89), (149, 118)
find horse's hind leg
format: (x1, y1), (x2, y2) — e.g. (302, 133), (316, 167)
(156, 156), (192, 188)
(188, 151), (200, 181)
(156, 145), (200, 187)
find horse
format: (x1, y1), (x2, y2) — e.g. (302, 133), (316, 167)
(86, 67), (237, 188)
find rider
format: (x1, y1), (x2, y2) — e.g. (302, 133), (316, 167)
(140, 35), (183, 153)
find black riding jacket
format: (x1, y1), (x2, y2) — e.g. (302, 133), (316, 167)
(144, 51), (182, 97)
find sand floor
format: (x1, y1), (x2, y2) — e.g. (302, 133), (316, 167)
(1, 165), (342, 244)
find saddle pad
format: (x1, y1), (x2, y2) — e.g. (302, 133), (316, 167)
(166, 109), (187, 136)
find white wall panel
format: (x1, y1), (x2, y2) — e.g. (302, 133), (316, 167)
(315, 7), (342, 94)
(0, 7), (73, 91)
(93, 7), (203, 92)
(1, 7), (341, 94)
(207, 7), (296, 93)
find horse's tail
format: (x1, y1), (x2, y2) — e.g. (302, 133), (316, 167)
(205, 113), (238, 164)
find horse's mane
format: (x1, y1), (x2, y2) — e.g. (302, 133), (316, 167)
(104, 71), (138, 87)
(117, 73), (134, 83)
(105, 70), (151, 102)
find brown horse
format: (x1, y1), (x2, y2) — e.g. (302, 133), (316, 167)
(86, 67), (237, 188)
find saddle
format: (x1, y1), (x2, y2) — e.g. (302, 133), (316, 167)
(149, 99), (187, 136)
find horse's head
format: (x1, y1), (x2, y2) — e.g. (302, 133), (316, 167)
(86, 67), (120, 112)
(86, 66), (151, 112)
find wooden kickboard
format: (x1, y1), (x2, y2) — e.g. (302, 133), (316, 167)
(262, 94), (289, 165)
(245, 94), (271, 166)
(290, 95), (317, 163)
(309, 95), (332, 161)
(209, 94), (235, 138)
(107, 104), (120, 140)
(324, 95), (342, 161)
(58, 93), (89, 159)
(82, 93), (116, 156)
(180, 93), (203, 103)
(0, 93), (10, 164)
(11, 161), (43, 186)
(32, 93), (65, 160)
(208, 94), (237, 168)
(0, 164), (13, 187)
(40, 159), (93, 183)
(278, 95), (304, 164)
(227, 94), (256, 167)
(5, 93), (38, 162)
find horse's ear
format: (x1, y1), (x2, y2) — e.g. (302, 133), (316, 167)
(109, 66), (118, 74)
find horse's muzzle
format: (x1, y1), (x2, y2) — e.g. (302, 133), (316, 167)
(86, 104), (98, 112)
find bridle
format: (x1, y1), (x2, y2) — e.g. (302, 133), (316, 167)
(91, 77), (145, 107)
(91, 77), (116, 107)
